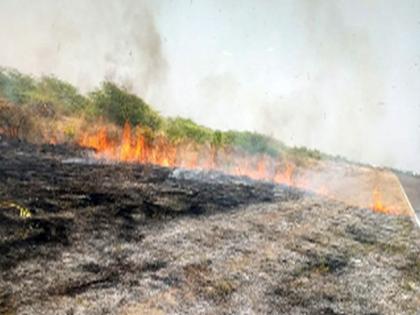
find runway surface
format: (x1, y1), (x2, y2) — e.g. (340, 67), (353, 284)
(396, 172), (420, 223)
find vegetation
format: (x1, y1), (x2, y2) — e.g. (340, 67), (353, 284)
(223, 130), (285, 157)
(88, 82), (162, 130)
(29, 76), (88, 114)
(164, 117), (213, 144)
(0, 98), (33, 139)
(0, 68), (36, 104)
(0, 67), (324, 161)
(0, 68), (87, 115)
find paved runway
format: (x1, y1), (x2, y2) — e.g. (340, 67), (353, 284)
(396, 172), (420, 223)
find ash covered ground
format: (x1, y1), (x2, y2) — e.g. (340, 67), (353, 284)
(0, 140), (419, 315)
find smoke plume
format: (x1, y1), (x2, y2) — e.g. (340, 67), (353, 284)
(0, 0), (419, 173)
(0, 0), (167, 99)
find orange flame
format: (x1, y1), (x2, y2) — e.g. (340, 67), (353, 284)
(371, 187), (404, 215)
(76, 123), (404, 217)
(79, 127), (110, 152)
(372, 187), (387, 213)
(77, 123), (300, 185)
(274, 162), (294, 185)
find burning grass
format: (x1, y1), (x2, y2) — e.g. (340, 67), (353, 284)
(372, 187), (387, 213)
(76, 122), (414, 217)
(0, 68), (416, 218)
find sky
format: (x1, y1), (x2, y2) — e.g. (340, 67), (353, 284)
(0, 0), (419, 173)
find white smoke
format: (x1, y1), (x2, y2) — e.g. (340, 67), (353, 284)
(0, 0), (167, 100)
(0, 0), (419, 173)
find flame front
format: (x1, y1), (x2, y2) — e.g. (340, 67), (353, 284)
(77, 123), (311, 187)
(79, 127), (110, 153)
(78, 123), (176, 166)
(77, 123), (407, 217)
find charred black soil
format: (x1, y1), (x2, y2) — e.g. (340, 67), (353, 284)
(0, 139), (419, 315)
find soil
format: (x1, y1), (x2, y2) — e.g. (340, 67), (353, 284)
(0, 139), (419, 315)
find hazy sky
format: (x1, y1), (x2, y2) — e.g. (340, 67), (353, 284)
(0, 0), (419, 172)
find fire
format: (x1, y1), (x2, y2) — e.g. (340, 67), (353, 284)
(372, 187), (387, 212)
(274, 162), (294, 185)
(370, 187), (404, 215)
(77, 122), (302, 185)
(76, 122), (408, 217)
(120, 122), (132, 161)
(76, 123), (335, 194)
(79, 127), (110, 152)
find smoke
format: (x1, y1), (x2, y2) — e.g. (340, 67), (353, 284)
(0, 0), (167, 100)
(257, 0), (419, 172)
(195, 73), (258, 130)
(174, 0), (419, 173)
(261, 1), (375, 151)
(0, 0), (419, 173)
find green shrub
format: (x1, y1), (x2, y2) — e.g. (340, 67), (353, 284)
(0, 69), (87, 115)
(28, 76), (88, 114)
(164, 117), (213, 144)
(0, 68), (36, 104)
(211, 130), (223, 148)
(222, 130), (285, 157)
(89, 82), (162, 130)
(287, 146), (323, 161)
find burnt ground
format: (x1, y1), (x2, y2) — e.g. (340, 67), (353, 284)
(0, 140), (419, 315)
